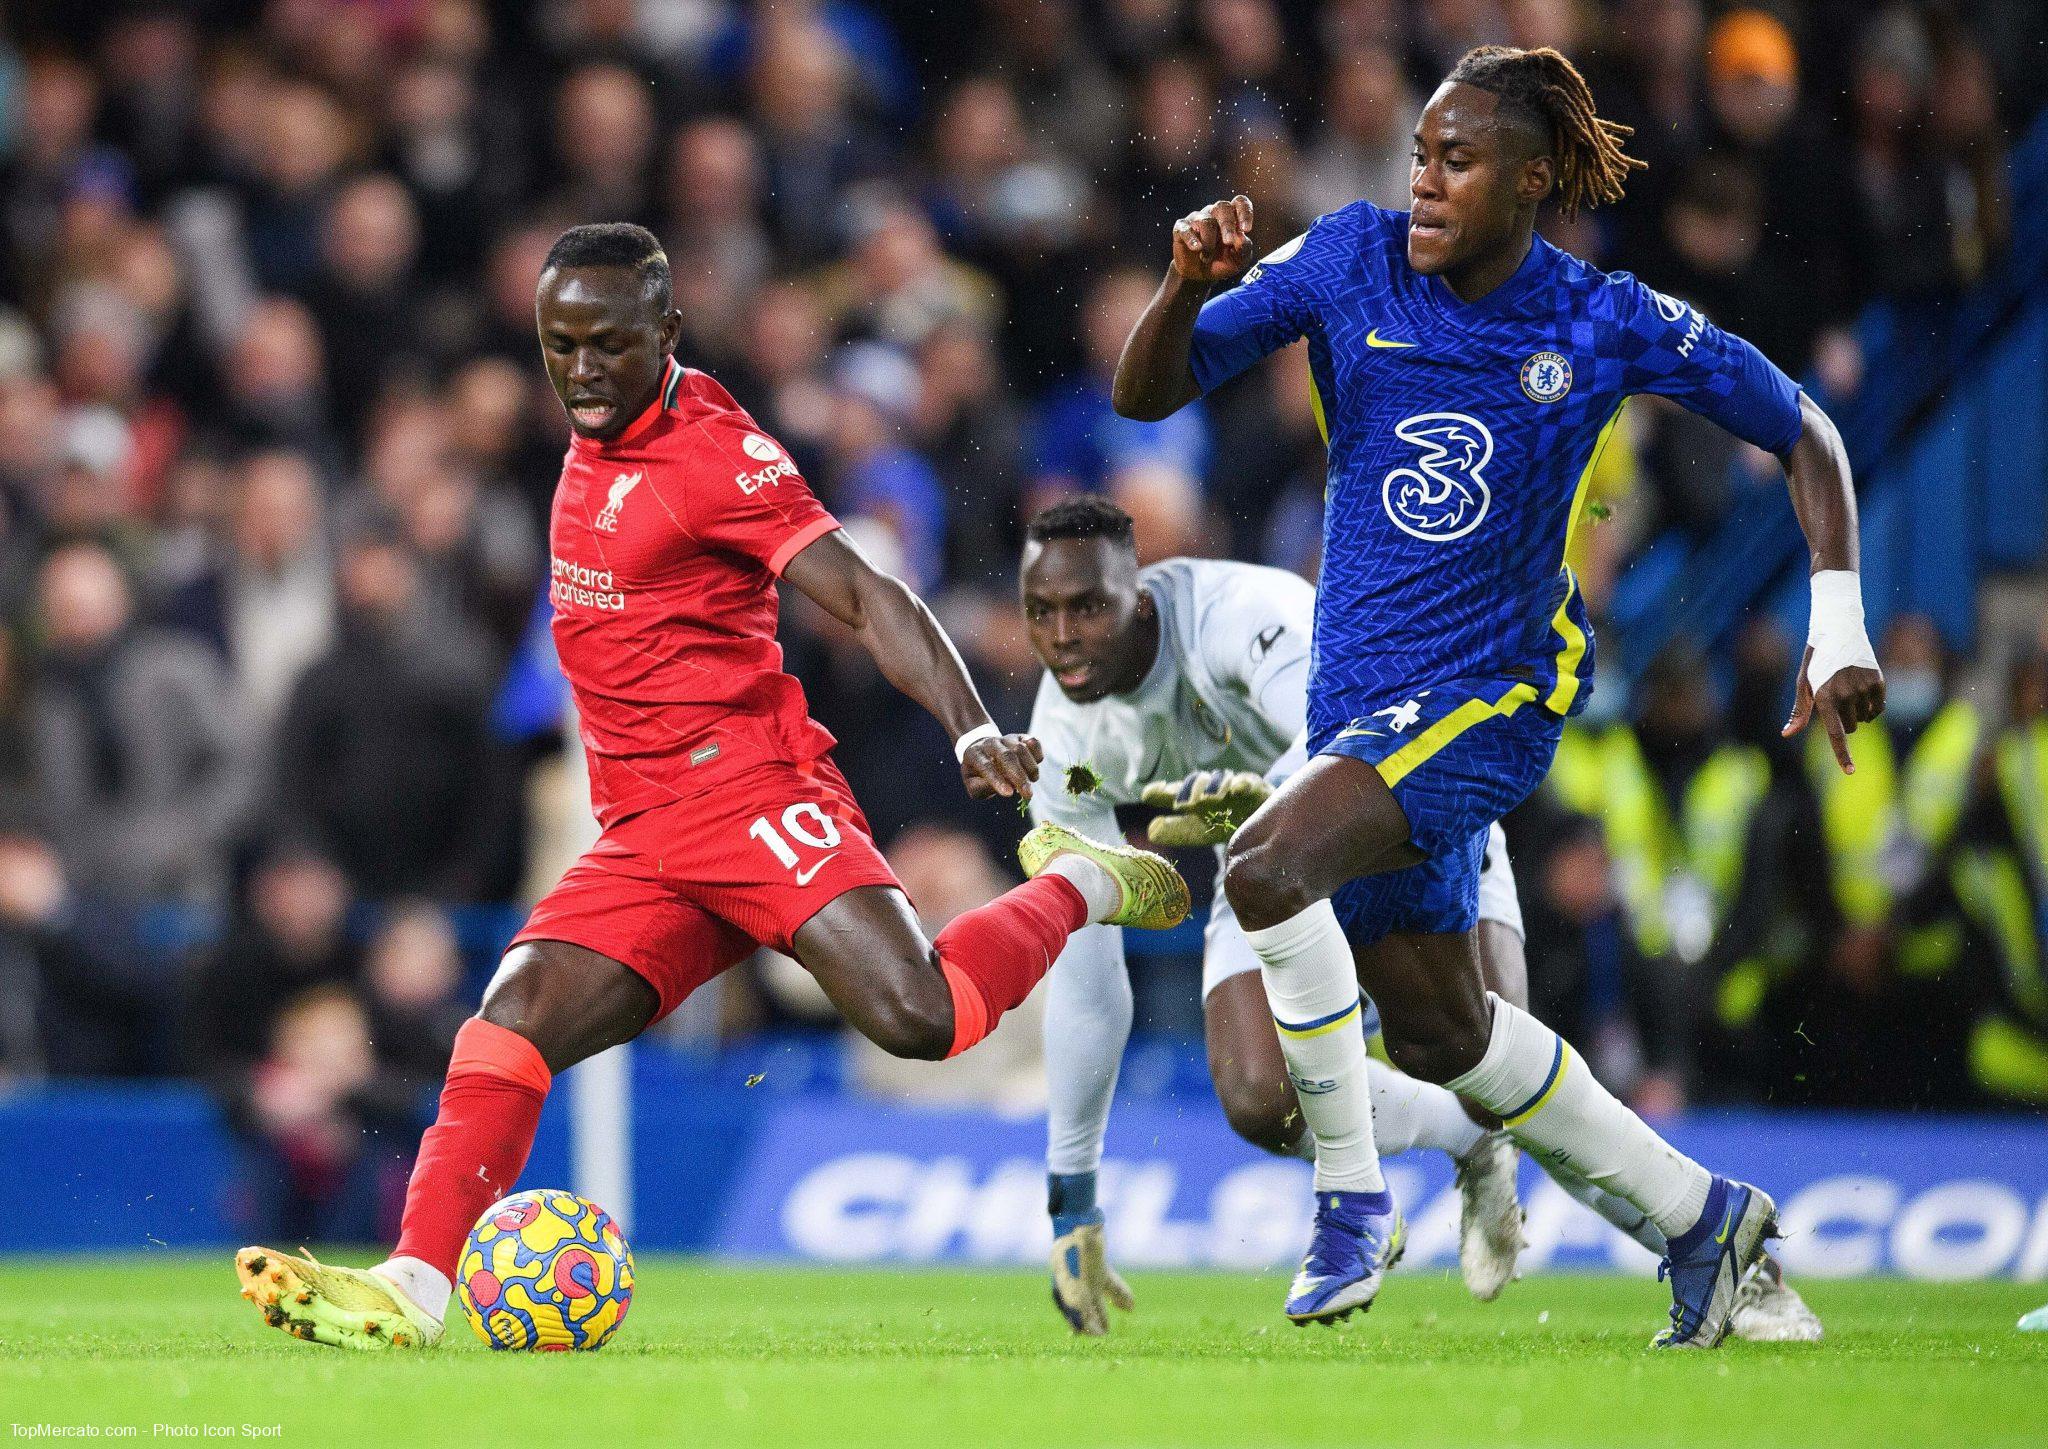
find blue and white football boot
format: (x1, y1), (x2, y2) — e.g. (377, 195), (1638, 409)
(1653, 1176), (1778, 1349)
(1285, 1188), (1405, 1326)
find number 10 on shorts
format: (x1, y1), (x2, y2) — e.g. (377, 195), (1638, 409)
(748, 801), (842, 880)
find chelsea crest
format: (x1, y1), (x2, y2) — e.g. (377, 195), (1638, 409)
(1520, 351), (1572, 404)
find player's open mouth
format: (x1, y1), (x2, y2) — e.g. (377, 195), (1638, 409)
(1410, 219), (1448, 239)
(1055, 665), (1092, 690)
(570, 400), (618, 429)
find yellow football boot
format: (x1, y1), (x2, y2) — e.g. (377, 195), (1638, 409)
(235, 1247), (444, 1351)
(1018, 822), (1191, 930)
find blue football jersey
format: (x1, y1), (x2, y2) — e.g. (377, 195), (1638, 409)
(1188, 201), (1803, 751)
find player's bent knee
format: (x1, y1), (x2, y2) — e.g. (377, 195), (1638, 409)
(1214, 1069), (1304, 1155)
(1220, 844), (1315, 933)
(854, 980), (955, 1061)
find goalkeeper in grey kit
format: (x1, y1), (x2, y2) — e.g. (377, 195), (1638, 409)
(1018, 497), (1820, 1343)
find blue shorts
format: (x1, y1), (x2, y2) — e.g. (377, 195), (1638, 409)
(1316, 679), (1562, 946)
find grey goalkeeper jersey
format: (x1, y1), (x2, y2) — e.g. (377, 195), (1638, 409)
(1028, 557), (1314, 842)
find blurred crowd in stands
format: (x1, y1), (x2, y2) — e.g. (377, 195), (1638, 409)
(0, 0), (2043, 1234)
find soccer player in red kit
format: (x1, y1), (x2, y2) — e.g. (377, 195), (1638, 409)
(234, 223), (1188, 1350)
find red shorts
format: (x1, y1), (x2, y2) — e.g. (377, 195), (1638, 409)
(511, 756), (902, 1021)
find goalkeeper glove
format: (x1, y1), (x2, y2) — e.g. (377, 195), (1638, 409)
(1140, 769), (1272, 847)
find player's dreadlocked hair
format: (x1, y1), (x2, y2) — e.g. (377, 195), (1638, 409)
(542, 222), (673, 308)
(1448, 45), (1645, 220)
(1027, 496), (1136, 550)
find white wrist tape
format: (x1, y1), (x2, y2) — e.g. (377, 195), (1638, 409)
(954, 722), (1001, 762)
(1806, 570), (1879, 693)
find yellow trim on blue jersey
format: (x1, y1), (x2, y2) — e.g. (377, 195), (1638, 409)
(1502, 1039), (1574, 1126)
(1306, 356), (1329, 448)
(1544, 402), (1625, 716)
(1375, 682), (1540, 789)
(1275, 998), (1364, 1039)
(1547, 568), (1589, 715)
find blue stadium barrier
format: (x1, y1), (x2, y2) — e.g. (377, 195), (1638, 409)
(1614, 105), (2048, 691)
(6, 1051), (2046, 1281)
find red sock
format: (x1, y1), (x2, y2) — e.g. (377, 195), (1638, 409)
(393, 1018), (551, 1279)
(935, 873), (1088, 1057)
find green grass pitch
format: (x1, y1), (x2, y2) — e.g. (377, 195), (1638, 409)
(2, 1257), (2043, 1447)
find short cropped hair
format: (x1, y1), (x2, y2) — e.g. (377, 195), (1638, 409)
(540, 223), (672, 309)
(1026, 496), (1136, 549)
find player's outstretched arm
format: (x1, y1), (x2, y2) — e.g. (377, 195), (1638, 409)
(781, 527), (1042, 799)
(1777, 392), (1887, 773)
(1111, 195), (1255, 421)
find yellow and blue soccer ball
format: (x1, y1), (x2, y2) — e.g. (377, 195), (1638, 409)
(455, 1190), (634, 1351)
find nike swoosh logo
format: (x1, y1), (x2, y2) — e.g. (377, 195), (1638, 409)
(1334, 724), (1382, 741)
(1366, 328), (1417, 349)
(1712, 1203), (1736, 1248)
(794, 853), (840, 886)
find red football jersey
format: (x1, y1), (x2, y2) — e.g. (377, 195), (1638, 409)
(548, 358), (840, 827)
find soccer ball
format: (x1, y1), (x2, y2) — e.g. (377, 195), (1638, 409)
(455, 1190), (634, 1351)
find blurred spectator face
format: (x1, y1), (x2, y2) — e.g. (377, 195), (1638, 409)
(750, 20), (850, 140)
(108, 226), (186, 323)
(1505, 0), (1579, 52)
(1881, 614), (1946, 729)
(1636, 642), (1721, 755)
(1112, 460), (1202, 562)
(487, 226), (555, 332)
(934, 77), (1027, 184)
(262, 82), (351, 194)
(745, 281), (828, 383)
(365, 903), (461, 1009)
(0, 833), (67, 928)
(668, 120), (761, 227)
(160, 451), (231, 538)
(197, 50), (273, 174)
(0, 374), (63, 485)
(1200, 0), (1284, 83)
(364, 394), (454, 502)
(232, 451), (322, 571)
(38, 544), (132, 656)
(850, 201), (946, 299)
(1664, 161), (1763, 275)
(1542, 827), (1614, 924)
(1853, 14), (1931, 141)
(447, 358), (526, 468)
(48, 407), (135, 535)
(337, 536), (419, 628)
(1706, 10), (1800, 146)
(19, 54), (98, 169)
(1929, 42), (2000, 155)
(101, 13), (199, 95)
(1225, 130), (1300, 217)
(388, 57), (473, 138)
(885, 824), (1007, 932)
(1324, 47), (1407, 147)
(1136, 56), (1215, 168)
(914, 322), (1000, 430)
(322, 175), (419, 292)
(556, 64), (655, 180)
(251, 849), (349, 956)
(2011, 653), (2048, 723)
(1623, 0), (1706, 74)
(1083, 271), (1158, 377)
(268, 987), (374, 1094)
(51, 288), (148, 407)
(228, 298), (326, 406)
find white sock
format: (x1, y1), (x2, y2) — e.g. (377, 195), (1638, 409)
(371, 1256), (451, 1323)
(1544, 1160), (1668, 1256)
(1446, 994), (1710, 1239)
(1244, 902), (1384, 1193)
(1046, 854), (1121, 924)
(1366, 1055), (1486, 1160)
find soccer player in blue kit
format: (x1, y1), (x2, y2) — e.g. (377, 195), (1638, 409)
(1114, 46), (1885, 1347)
